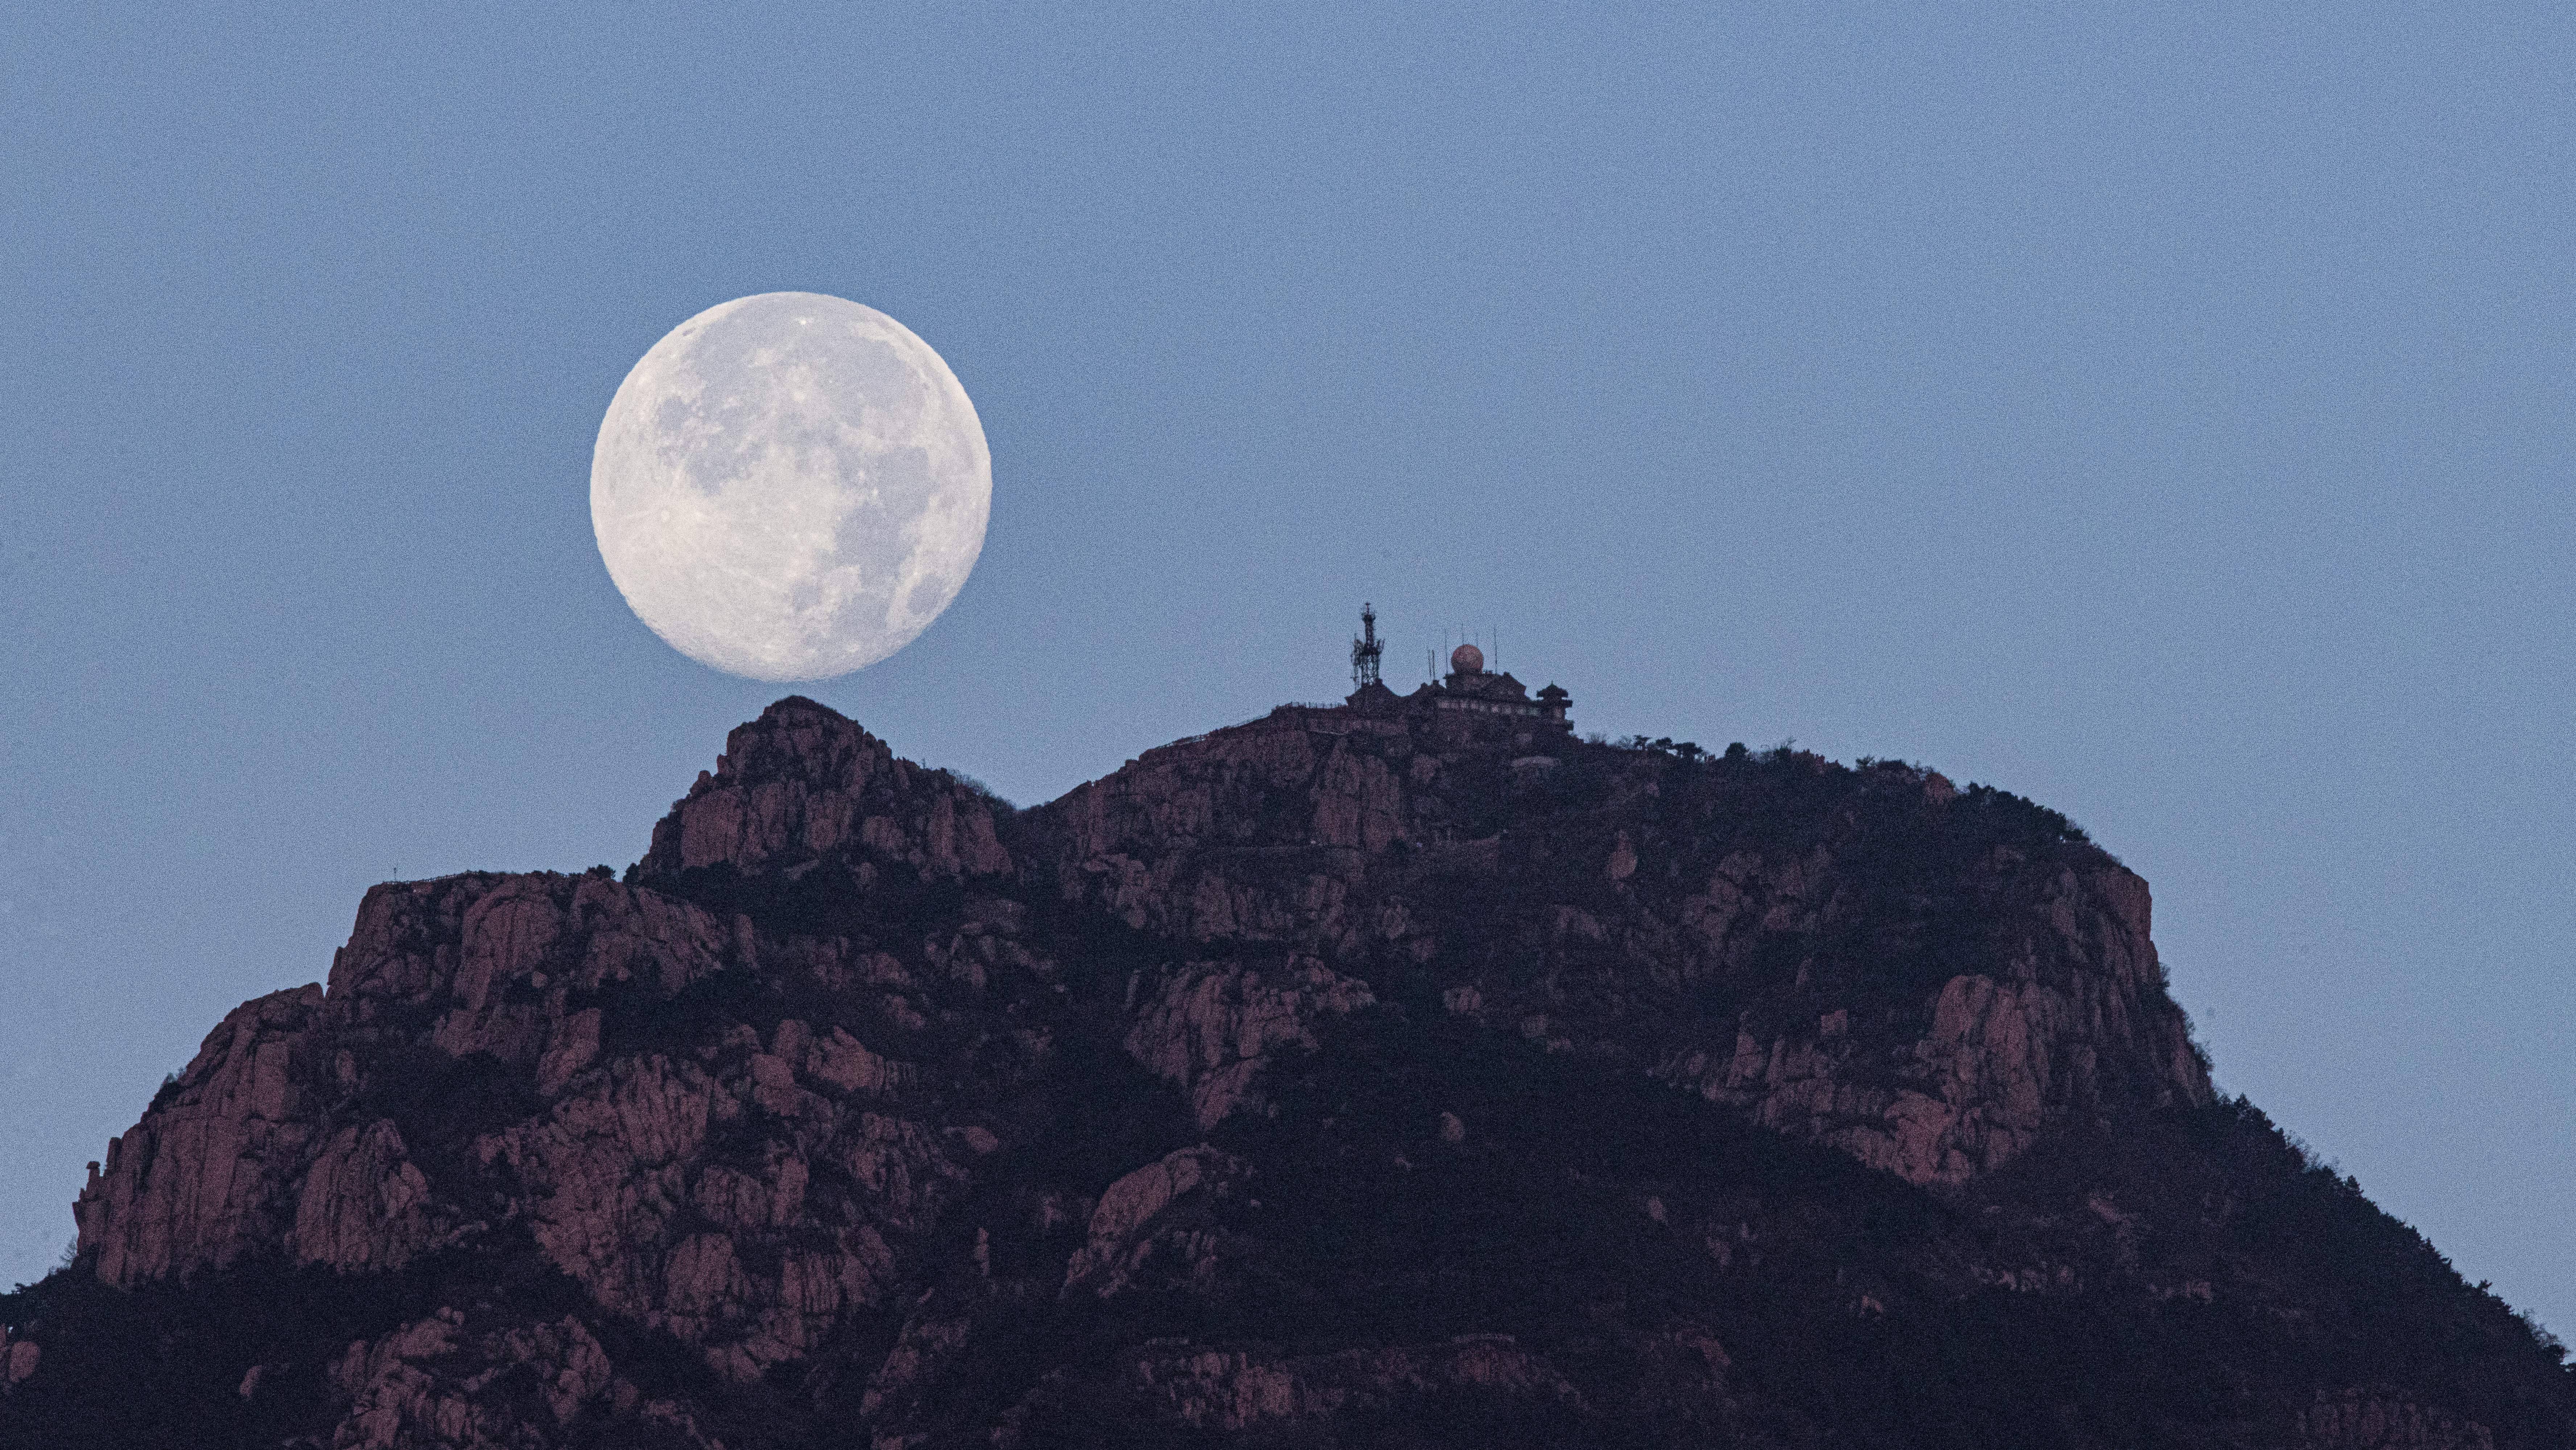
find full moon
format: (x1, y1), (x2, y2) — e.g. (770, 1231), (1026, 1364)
(590, 292), (991, 682)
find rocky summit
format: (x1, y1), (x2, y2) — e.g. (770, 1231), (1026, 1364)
(3, 694), (2568, 1448)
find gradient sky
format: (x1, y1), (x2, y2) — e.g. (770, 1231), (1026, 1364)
(5, 5), (2570, 1334)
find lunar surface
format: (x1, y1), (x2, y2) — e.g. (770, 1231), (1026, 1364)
(591, 292), (990, 681)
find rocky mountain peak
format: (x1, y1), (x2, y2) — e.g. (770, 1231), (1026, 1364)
(639, 695), (1010, 883)
(7, 697), (2567, 1449)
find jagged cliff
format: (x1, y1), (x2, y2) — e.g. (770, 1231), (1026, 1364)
(4, 696), (2568, 1449)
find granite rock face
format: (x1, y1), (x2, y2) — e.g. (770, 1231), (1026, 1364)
(641, 699), (1011, 883)
(7, 696), (2569, 1449)
(1043, 711), (2212, 1190)
(75, 984), (332, 1288)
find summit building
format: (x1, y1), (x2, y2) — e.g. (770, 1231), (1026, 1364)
(1343, 605), (1572, 732)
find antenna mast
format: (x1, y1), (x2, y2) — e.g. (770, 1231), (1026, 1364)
(1350, 603), (1384, 689)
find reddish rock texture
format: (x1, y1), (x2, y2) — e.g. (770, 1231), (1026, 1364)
(1048, 706), (2209, 1189)
(1124, 959), (1377, 1129)
(1669, 854), (2208, 1185)
(75, 874), (748, 1290)
(75, 985), (330, 1287)
(642, 698), (1010, 883)
(1063, 1144), (1244, 1298)
(7, 696), (2569, 1449)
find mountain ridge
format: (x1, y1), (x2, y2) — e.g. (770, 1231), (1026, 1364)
(4, 693), (2566, 1448)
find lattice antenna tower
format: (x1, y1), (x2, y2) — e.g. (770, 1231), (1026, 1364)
(1350, 603), (1385, 689)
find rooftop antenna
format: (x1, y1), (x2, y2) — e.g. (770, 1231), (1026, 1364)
(1350, 603), (1384, 689)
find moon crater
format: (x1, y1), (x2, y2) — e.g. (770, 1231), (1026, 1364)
(591, 292), (990, 682)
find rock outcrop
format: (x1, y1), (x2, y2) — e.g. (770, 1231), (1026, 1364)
(1124, 959), (1377, 1129)
(75, 985), (331, 1288)
(1048, 708), (2209, 1188)
(5, 696), (2568, 1449)
(641, 697), (1011, 883)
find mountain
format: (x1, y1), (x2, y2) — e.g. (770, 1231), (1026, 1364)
(4, 690), (2567, 1448)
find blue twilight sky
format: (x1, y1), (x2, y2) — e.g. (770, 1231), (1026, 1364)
(3, 5), (2569, 1329)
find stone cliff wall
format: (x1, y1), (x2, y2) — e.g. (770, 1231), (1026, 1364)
(1034, 710), (2209, 1185)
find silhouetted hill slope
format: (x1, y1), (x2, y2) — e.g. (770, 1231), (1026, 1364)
(5, 696), (2567, 1447)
